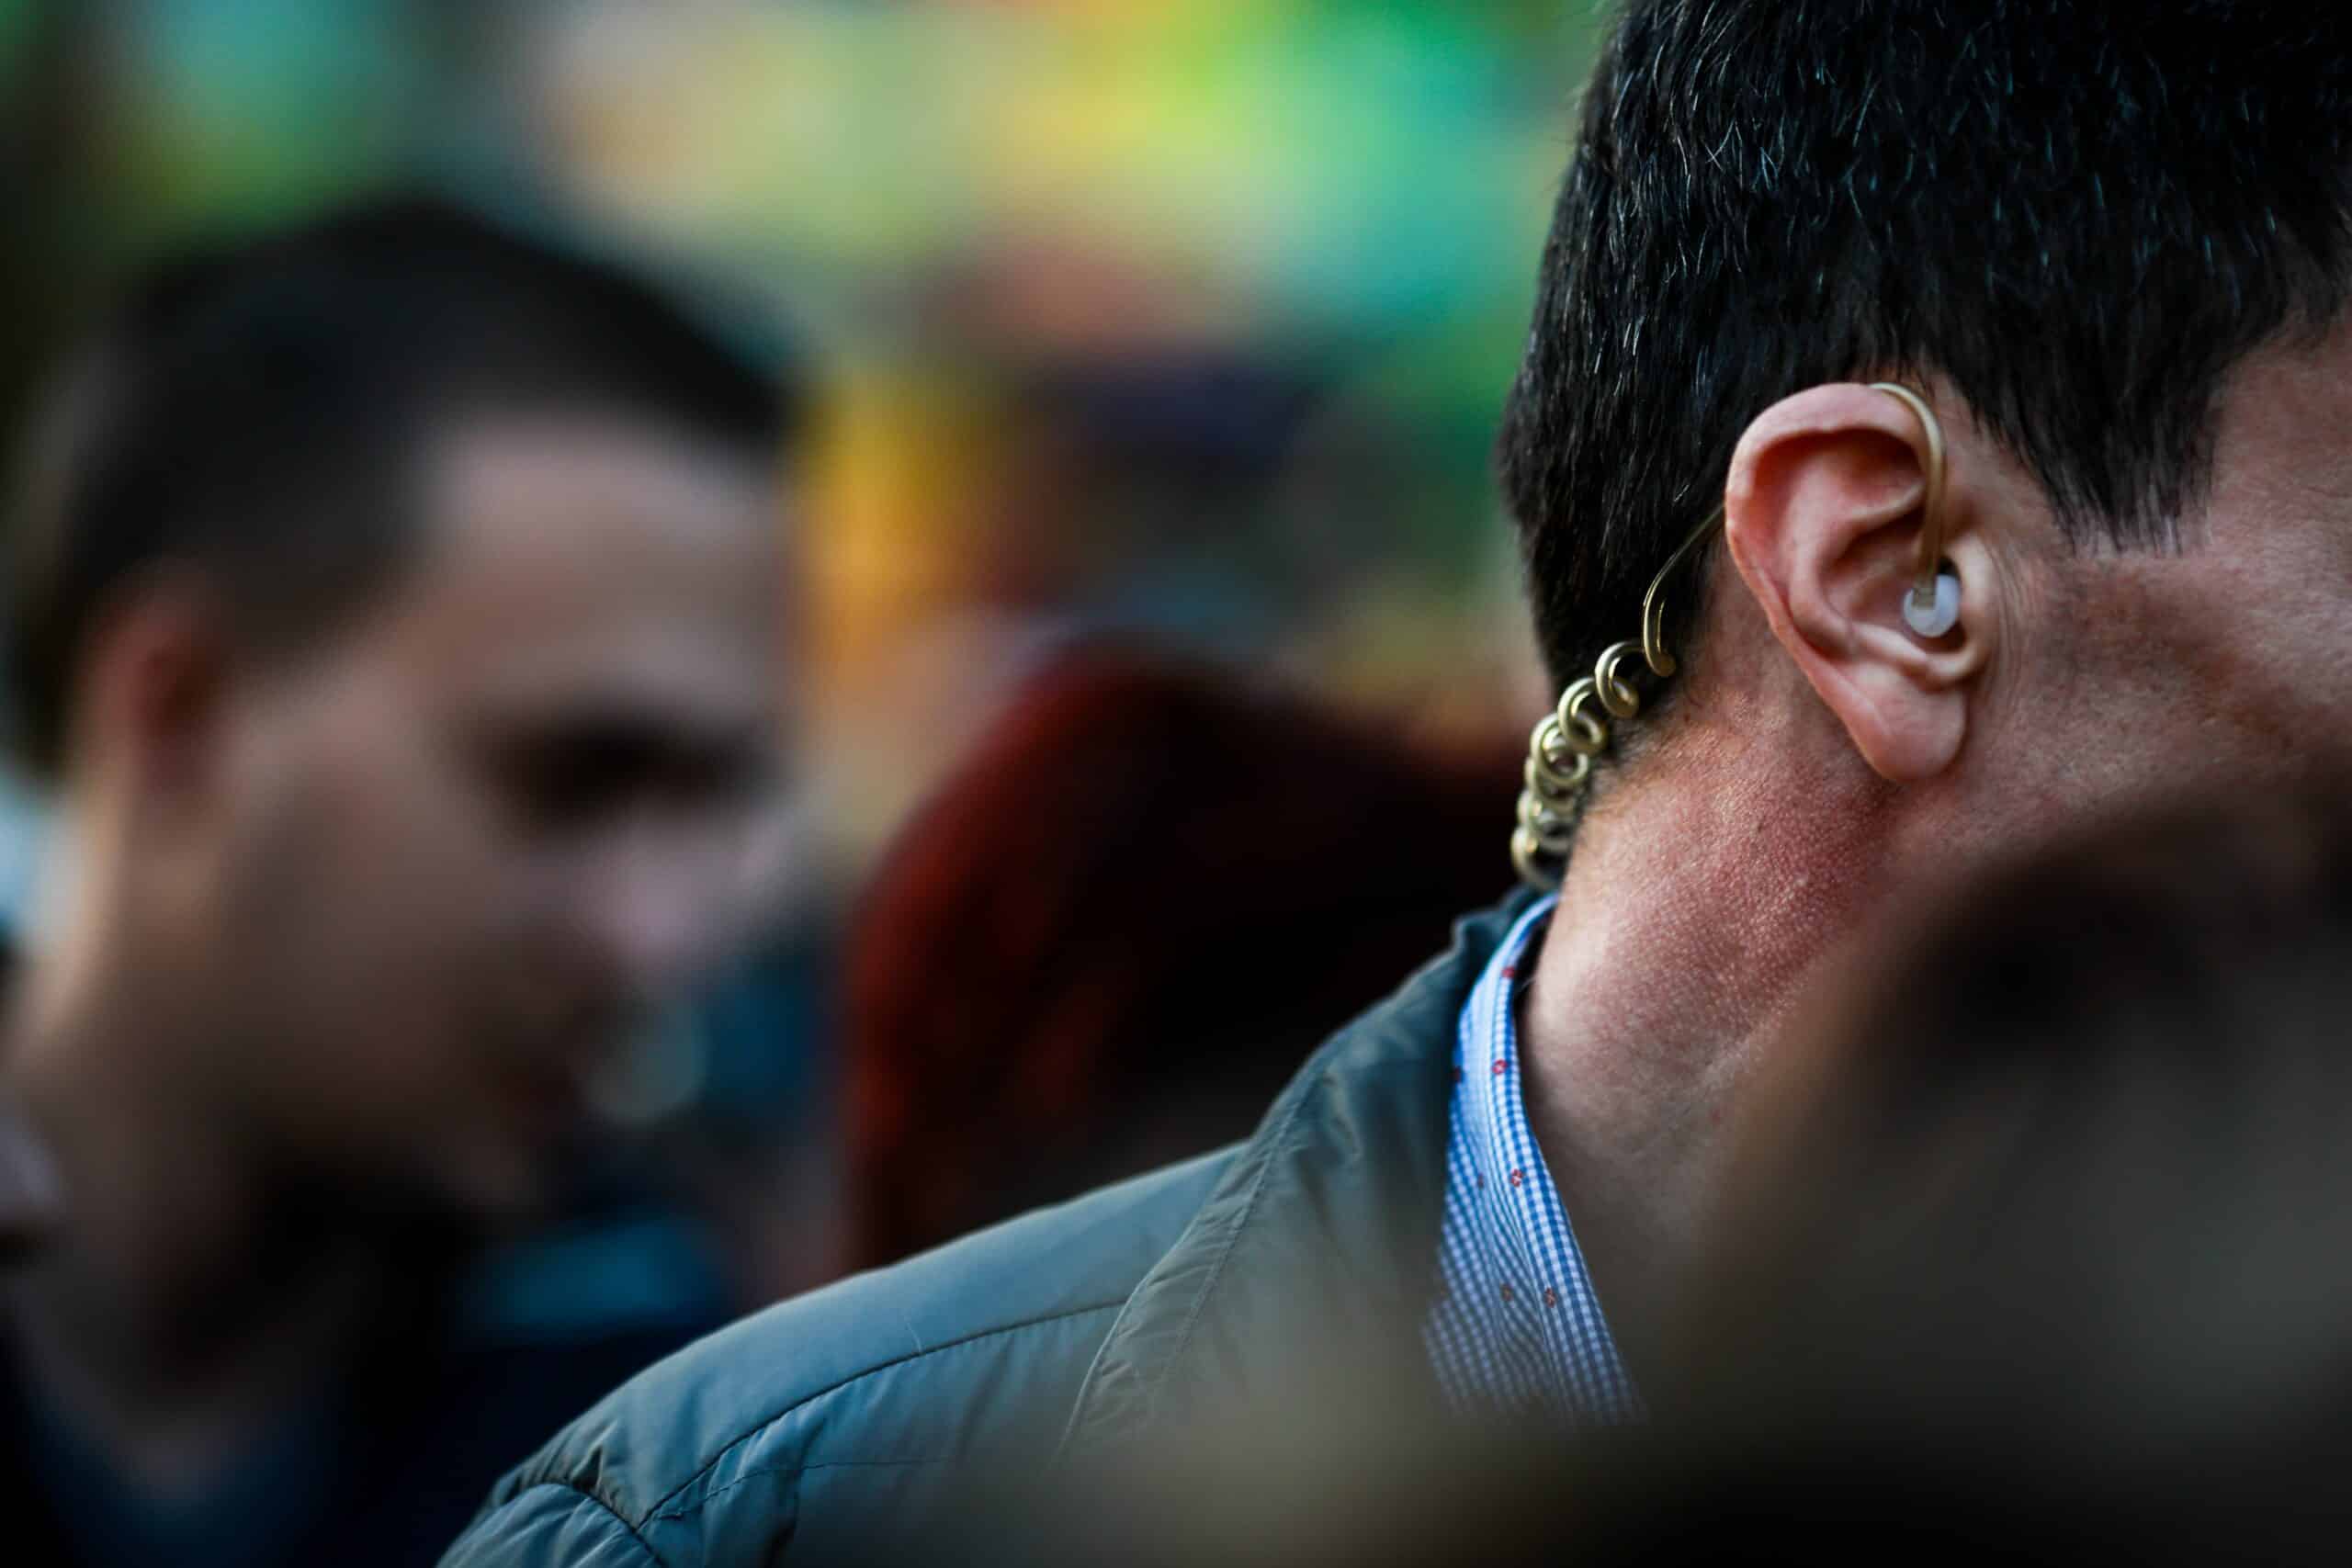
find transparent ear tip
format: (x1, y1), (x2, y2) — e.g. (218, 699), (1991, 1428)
(1902, 569), (1962, 639)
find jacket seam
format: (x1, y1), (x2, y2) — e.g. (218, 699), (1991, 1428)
(1122, 1064), (1320, 1426)
(634, 1299), (1128, 1527)
(646, 1453), (965, 1529)
(502, 1480), (670, 1568)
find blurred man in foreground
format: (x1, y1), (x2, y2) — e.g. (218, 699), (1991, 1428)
(0, 197), (796, 1566)
(448, 5), (2352, 1562)
(1613, 784), (2352, 1565)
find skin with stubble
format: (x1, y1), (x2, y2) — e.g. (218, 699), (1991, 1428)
(0, 412), (785, 1495)
(1518, 321), (2352, 1382)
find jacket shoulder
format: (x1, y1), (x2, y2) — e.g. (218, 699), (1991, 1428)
(443, 1146), (1234, 1566)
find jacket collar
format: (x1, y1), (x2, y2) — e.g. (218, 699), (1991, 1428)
(1057, 892), (1538, 1454)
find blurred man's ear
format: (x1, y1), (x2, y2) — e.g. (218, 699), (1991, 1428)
(1720, 384), (1994, 783)
(76, 574), (234, 802)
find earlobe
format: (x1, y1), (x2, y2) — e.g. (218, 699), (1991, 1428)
(1721, 382), (1988, 784)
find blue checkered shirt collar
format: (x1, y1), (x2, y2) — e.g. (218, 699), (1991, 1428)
(1423, 894), (1644, 1425)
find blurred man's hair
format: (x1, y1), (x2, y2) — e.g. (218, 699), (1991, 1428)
(1500, 1), (2352, 690)
(3, 193), (796, 778)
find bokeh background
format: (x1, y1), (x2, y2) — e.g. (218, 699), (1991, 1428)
(0, 0), (1602, 1296)
(1, 0), (1600, 867)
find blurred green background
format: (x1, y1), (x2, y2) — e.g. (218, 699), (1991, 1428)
(0, 0), (1601, 874)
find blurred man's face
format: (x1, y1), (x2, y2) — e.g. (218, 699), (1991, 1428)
(201, 413), (786, 1224)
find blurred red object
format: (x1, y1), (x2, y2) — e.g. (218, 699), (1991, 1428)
(844, 644), (1519, 1269)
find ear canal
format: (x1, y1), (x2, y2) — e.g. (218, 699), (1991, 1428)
(1902, 566), (1962, 639)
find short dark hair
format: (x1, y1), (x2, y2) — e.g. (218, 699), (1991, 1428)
(1499, 1), (2352, 692)
(4, 193), (796, 778)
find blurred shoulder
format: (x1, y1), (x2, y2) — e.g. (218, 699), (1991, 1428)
(443, 1145), (1235, 1567)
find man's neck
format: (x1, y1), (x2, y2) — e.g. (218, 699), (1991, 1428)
(1514, 729), (1899, 1381)
(1, 936), (413, 1497)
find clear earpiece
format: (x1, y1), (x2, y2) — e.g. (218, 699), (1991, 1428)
(1902, 568), (1962, 639)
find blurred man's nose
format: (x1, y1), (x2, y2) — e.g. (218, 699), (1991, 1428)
(576, 820), (747, 1004)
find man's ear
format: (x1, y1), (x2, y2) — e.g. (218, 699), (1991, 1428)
(1720, 383), (1992, 783)
(76, 573), (234, 804)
